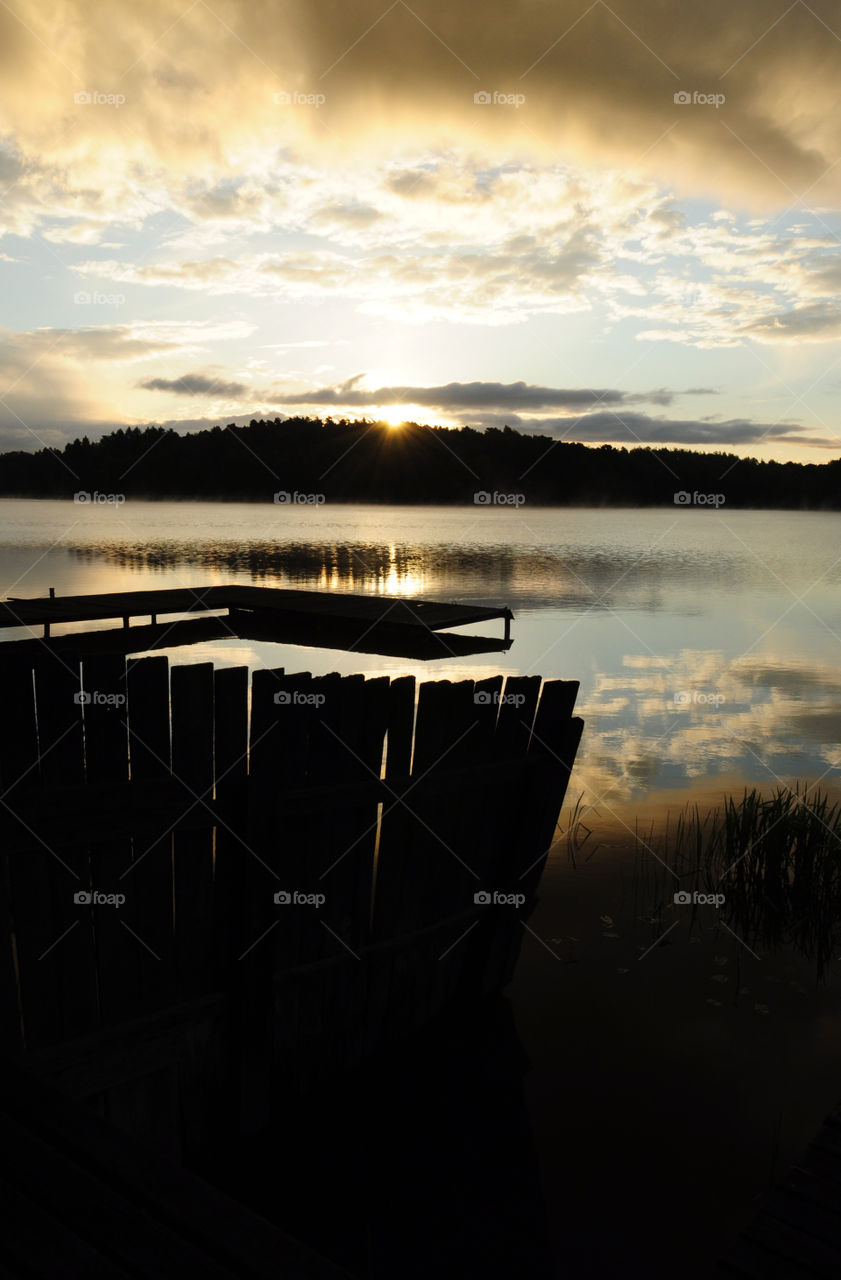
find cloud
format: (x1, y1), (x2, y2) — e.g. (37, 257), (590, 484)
(10, 320), (257, 363)
(0, 321), (261, 450)
(745, 302), (841, 343)
(139, 372), (250, 397)
(503, 412), (827, 447)
(1, 0), (840, 211)
(0, 339), (111, 449)
(311, 202), (383, 228)
(265, 377), (695, 410)
(67, 164), (841, 341)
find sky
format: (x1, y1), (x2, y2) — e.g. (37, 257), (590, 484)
(2, 0), (841, 461)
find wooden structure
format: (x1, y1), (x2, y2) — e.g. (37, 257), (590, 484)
(0, 585), (514, 660)
(718, 1103), (841, 1278)
(0, 654), (582, 1162)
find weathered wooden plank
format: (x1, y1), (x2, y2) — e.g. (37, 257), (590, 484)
(380, 680), (469, 1038)
(0, 849), (21, 1051)
(306, 674), (383, 1081)
(413, 679), (481, 969)
(494, 674), (541, 761)
(456, 674), (506, 911)
(0, 660), (33, 1051)
(213, 664), (250, 1134)
(82, 654), (135, 1030)
(31, 658), (99, 1043)
(169, 662), (216, 1156)
(342, 675), (390, 1071)
(0, 661), (57, 1051)
(478, 675), (543, 897)
(171, 662), (215, 1000)
(0, 584), (511, 632)
(369, 676), (417, 945)
(124, 656), (174, 1018)
(404, 680), (479, 941)
(241, 667), (289, 1060)
(310, 674), (377, 948)
(471, 675), (503, 764)
(270, 672), (338, 1090)
(517, 684), (584, 900)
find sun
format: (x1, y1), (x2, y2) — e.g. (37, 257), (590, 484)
(378, 405), (407, 428)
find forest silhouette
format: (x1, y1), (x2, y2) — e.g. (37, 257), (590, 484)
(0, 417), (839, 508)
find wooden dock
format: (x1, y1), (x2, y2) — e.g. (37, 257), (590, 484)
(718, 1103), (841, 1278)
(0, 585), (513, 659)
(1, 655), (582, 1154)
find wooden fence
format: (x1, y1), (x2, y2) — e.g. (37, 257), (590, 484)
(0, 654), (582, 1159)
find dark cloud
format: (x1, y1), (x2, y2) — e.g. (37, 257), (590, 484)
(139, 373), (250, 397)
(267, 377), (684, 410)
(3, 2), (840, 204)
(500, 412), (824, 447)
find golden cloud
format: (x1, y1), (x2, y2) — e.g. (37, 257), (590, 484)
(0, 0), (839, 207)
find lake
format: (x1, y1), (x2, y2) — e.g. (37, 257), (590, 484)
(3, 497), (841, 1275)
(2, 498), (840, 823)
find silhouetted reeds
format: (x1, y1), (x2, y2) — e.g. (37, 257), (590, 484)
(632, 786), (841, 980)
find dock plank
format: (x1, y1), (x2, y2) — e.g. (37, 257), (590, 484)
(0, 584), (512, 635)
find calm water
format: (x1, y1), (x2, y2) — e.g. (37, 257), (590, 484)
(2, 498), (840, 821)
(3, 498), (841, 1274)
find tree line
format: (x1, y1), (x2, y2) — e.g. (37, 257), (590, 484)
(0, 417), (839, 508)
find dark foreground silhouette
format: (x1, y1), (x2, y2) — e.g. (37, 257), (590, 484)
(207, 997), (557, 1280)
(1, 417), (839, 507)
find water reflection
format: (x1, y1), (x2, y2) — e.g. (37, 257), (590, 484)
(67, 537), (761, 612)
(2, 500), (840, 819)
